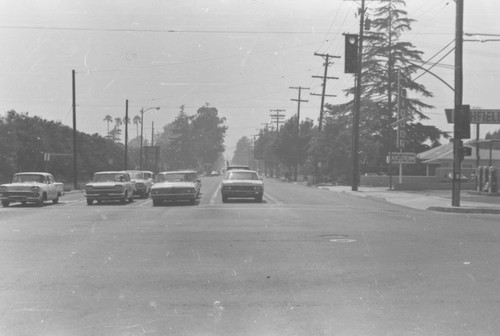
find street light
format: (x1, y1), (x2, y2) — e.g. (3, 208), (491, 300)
(139, 106), (160, 169)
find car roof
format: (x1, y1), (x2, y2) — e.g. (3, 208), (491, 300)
(14, 172), (52, 176)
(227, 165), (249, 170)
(226, 169), (258, 174)
(94, 171), (129, 174)
(158, 170), (197, 174)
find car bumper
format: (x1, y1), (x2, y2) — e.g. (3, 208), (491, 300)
(151, 194), (196, 201)
(1, 194), (41, 203)
(221, 190), (263, 198)
(84, 193), (125, 200)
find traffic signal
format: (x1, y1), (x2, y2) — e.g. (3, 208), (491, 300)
(344, 34), (358, 74)
(455, 104), (471, 139)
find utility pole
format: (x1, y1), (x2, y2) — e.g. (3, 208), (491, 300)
(290, 86), (310, 181)
(124, 99), (129, 170)
(452, 0), (464, 206)
(72, 70), (77, 190)
(351, 0), (366, 192)
(311, 53), (339, 131)
(270, 109), (286, 177)
(270, 109), (286, 134)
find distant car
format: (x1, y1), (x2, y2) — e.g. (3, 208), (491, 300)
(84, 171), (135, 205)
(444, 172), (469, 182)
(221, 169), (264, 203)
(210, 170), (221, 176)
(226, 165), (250, 171)
(126, 170), (154, 198)
(0, 172), (64, 207)
(150, 170), (201, 206)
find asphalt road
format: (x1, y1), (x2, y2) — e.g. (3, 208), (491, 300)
(1, 177), (500, 336)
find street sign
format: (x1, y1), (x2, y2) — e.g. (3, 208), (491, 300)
(445, 108), (500, 124)
(386, 152), (416, 164)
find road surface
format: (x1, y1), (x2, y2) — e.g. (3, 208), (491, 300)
(1, 177), (499, 335)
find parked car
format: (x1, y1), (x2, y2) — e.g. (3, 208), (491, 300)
(443, 172), (469, 182)
(126, 170), (154, 198)
(221, 169), (264, 203)
(150, 170), (201, 206)
(84, 171), (135, 205)
(0, 172), (64, 207)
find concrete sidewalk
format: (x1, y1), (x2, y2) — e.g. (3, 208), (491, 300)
(318, 185), (500, 214)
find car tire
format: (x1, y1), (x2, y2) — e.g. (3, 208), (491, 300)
(152, 199), (160, 206)
(222, 195), (228, 203)
(121, 192), (127, 205)
(2, 200), (9, 207)
(53, 194), (59, 204)
(255, 195), (263, 203)
(87, 199), (93, 205)
(36, 197), (44, 207)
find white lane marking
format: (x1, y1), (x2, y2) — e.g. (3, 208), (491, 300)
(139, 199), (152, 207)
(263, 192), (282, 205)
(210, 184), (222, 205)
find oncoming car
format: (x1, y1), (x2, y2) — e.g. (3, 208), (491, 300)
(221, 169), (263, 203)
(84, 171), (135, 205)
(150, 170), (201, 206)
(126, 170), (154, 198)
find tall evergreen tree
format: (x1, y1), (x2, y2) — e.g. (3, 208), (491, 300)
(164, 107), (197, 170)
(326, 0), (447, 176)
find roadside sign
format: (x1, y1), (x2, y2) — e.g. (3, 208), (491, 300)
(445, 108), (500, 124)
(386, 152), (416, 164)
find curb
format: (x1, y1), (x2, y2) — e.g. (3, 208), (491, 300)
(427, 206), (500, 214)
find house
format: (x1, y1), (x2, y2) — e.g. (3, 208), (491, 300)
(417, 141), (500, 180)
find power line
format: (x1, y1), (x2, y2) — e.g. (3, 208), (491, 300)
(0, 25), (340, 35)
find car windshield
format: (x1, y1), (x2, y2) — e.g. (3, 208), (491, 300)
(226, 171), (259, 180)
(93, 173), (125, 182)
(12, 174), (45, 183)
(157, 173), (194, 182)
(129, 172), (143, 179)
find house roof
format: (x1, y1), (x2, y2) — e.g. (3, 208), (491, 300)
(417, 142), (500, 164)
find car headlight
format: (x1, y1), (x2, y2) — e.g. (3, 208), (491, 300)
(254, 186), (262, 190)
(31, 186), (40, 192)
(223, 186), (231, 190)
(136, 182), (145, 188)
(151, 189), (158, 194)
(114, 185), (124, 192)
(85, 185), (94, 190)
(0, 186), (7, 192)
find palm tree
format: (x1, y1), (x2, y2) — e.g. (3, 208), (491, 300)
(133, 115), (141, 138)
(103, 115), (113, 136)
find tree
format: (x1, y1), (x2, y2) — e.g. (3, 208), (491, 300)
(103, 115), (113, 136)
(164, 107), (197, 170)
(274, 117), (314, 181)
(133, 115), (141, 138)
(232, 136), (253, 166)
(328, 0), (447, 177)
(0, 110), (125, 185)
(190, 104), (227, 168)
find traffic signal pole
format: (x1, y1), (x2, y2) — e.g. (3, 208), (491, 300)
(452, 0), (464, 206)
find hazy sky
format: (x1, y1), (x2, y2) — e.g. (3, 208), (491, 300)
(1, 0), (499, 156)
